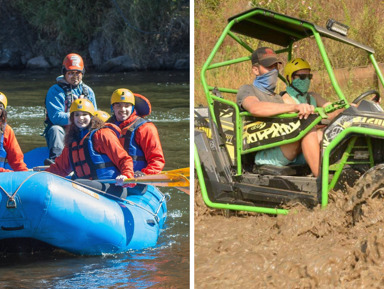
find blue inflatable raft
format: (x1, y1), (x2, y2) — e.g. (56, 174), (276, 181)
(0, 171), (167, 255)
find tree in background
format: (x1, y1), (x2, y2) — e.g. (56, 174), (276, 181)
(1, 0), (189, 70)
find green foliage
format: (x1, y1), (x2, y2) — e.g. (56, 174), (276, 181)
(195, 0), (384, 105)
(10, 0), (189, 66)
(109, 0), (189, 67)
(12, 0), (108, 53)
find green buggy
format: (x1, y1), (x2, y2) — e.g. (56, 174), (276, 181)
(194, 8), (384, 219)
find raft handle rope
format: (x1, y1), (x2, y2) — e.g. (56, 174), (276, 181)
(0, 172), (41, 208)
(74, 179), (168, 224)
(47, 172), (168, 223)
(153, 193), (170, 223)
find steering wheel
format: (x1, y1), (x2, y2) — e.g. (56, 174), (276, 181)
(352, 90), (381, 104)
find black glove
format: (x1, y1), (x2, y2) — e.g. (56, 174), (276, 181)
(134, 171), (146, 178)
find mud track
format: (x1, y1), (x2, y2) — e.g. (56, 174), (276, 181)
(194, 179), (384, 288)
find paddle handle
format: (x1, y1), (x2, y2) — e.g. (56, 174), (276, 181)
(33, 165), (49, 171)
(98, 177), (189, 188)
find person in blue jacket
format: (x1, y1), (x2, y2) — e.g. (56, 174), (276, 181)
(43, 53), (97, 165)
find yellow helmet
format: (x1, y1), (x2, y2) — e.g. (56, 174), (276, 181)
(111, 88), (135, 105)
(94, 110), (110, 122)
(284, 58), (311, 84)
(69, 99), (95, 115)
(0, 92), (8, 109)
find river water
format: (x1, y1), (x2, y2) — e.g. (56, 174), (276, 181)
(0, 70), (190, 288)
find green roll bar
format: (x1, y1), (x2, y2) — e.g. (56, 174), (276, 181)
(197, 8), (384, 214)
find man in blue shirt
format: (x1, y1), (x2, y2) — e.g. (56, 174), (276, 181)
(44, 53), (97, 165)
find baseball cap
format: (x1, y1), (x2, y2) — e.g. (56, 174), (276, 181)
(251, 47), (282, 67)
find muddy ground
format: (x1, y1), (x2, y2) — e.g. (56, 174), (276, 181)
(194, 179), (384, 288)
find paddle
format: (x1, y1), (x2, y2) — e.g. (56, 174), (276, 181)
(98, 168), (190, 194)
(98, 171), (190, 189)
(99, 176), (190, 194)
(33, 165), (190, 193)
(33, 165), (50, 171)
(33, 166), (189, 176)
(164, 167), (190, 177)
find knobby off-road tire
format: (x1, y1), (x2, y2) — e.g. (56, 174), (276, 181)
(352, 164), (384, 225)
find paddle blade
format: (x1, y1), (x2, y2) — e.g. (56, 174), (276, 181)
(163, 167), (190, 178)
(99, 173), (190, 189)
(125, 173), (190, 187)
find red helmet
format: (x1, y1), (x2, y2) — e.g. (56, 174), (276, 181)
(62, 53), (85, 74)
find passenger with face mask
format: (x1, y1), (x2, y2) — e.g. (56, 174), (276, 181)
(281, 58), (330, 109)
(281, 58), (347, 139)
(236, 48), (320, 176)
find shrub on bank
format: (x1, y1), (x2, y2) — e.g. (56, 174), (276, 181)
(195, 0), (384, 105)
(2, 0), (189, 70)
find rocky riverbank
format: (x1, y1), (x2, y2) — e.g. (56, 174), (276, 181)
(0, 1), (189, 72)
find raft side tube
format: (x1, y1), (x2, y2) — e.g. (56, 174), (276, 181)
(0, 172), (166, 255)
(0, 172), (50, 236)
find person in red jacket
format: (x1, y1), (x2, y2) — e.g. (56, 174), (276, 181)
(0, 92), (28, 172)
(46, 98), (134, 187)
(107, 88), (165, 177)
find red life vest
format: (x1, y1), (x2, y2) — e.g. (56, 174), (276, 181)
(68, 124), (120, 180)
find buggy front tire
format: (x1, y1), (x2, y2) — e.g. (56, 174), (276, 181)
(351, 164), (384, 224)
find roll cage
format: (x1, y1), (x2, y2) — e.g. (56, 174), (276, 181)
(196, 7), (384, 212)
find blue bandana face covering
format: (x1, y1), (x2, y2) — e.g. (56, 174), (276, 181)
(253, 69), (278, 93)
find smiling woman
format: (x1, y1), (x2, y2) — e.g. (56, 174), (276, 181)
(46, 98), (135, 184)
(73, 111), (92, 129)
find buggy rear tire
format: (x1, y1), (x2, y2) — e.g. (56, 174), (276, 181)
(351, 164), (384, 224)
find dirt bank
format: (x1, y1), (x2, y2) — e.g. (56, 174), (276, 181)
(194, 179), (384, 288)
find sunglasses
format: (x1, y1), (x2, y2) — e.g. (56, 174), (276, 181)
(67, 71), (82, 76)
(293, 73), (313, 80)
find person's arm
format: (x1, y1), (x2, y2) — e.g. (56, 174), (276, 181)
(0, 168), (13, 172)
(135, 123), (165, 175)
(45, 85), (70, 125)
(242, 95), (315, 119)
(312, 92), (344, 120)
(93, 129), (134, 178)
(282, 93), (297, 105)
(3, 126), (28, 171)
(45, 147), (73, 177)
(311, 92), (328, 108)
